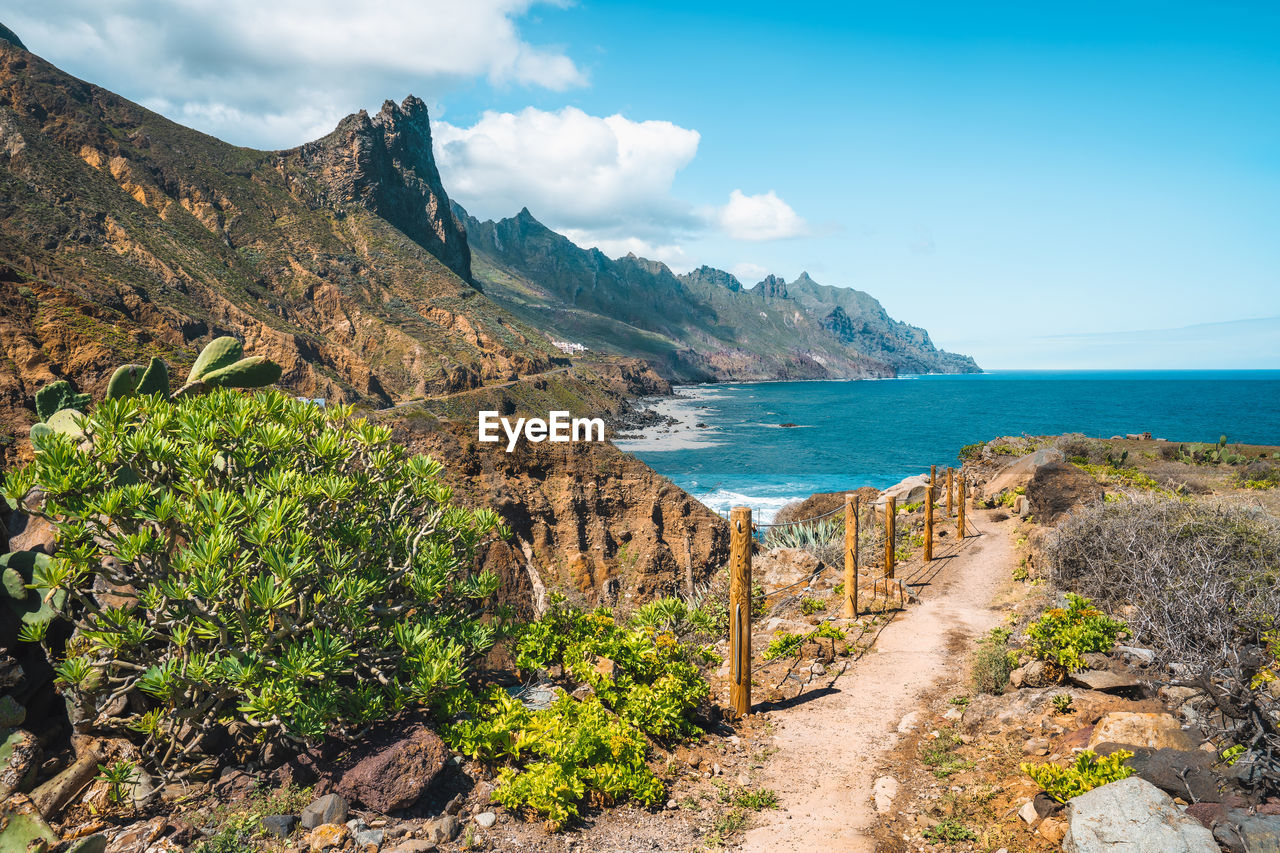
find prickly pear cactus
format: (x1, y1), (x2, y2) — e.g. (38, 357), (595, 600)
(45, 408), (85, 439)
(186, 336), (244, 383)
(33, 380), (91, 422)
(201, 356), (283, 389)
(0, 551), (66, 633)
(106, 365), (144, 399)
(136, 356), (170, 397)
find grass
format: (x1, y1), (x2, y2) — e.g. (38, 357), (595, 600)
(919, 729), (975, 780)
(923, 818), (978, 844)
(193, 784), (313, 852)
(733, 788), (780, 810)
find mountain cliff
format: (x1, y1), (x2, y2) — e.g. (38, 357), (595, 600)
(0, 34), (566, 449)
(459, 206), (980, 382)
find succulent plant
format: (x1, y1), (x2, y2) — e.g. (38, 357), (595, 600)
(0, 550), (66, 636)
(174, 337), (282, 397)
(34, 380), (91, 422)
(107, 357), (171, 401)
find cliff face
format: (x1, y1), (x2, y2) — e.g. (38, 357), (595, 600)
(295, 96), (472, 284)
(461, 206), (981, 382)
(0, 37), (558, 449)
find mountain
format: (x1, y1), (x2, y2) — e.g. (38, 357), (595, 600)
(0, 34), (568, 446)
(459, 206), (980, 382)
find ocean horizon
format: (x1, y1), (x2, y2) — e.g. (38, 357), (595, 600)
(617, 370), (1280, 522)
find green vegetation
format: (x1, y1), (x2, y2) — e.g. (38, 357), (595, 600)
(193, 784), (314, 852)
(923, 818), (978, 844)
(920, 729), (974, 779)
(762, 624), (845, 661)
(800, 597), (826, 615)
(733, 788), (780, 810)
(1180, 435), (1247, 465)
(1051, 694), (1075, 715)
(970, 627), (1017, 695)
(1026, 594), (1127, 672)
(1021, 749), (1134, 802)
(3, 388), (507, 771)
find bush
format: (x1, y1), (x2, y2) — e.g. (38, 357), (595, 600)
(3, 390), (507, 771)
(1048, 495), (1280, 795)
(1026, 594), (1127, 672)
(1021, 750), (1134, 802)
(512, 597), (711, 741)
(445, 690), (664, 830)
(763, 516), (844, 566)
(970, 628), (1017, 694)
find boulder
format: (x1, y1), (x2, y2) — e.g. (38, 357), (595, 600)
(307, 823), (350, 852)
(1095, 745), (1221, 803)
(1068, 669), (1143, 695)
(261, 815), (298, 838)
(5, 512), (57, 555)
(1088, 712), (1198, 751)
(873, 475), (931, 511)
(1063, 777), (1218, 852)
(985, 448), (1066, 498)
(1026, 461), (1103, 525)
(1214, 812), (1280, 853)
(301, 793), (348, 830)
(329, 724), (450, 813)
(425, 815), (461, 844)
(1009, 660), (1053, 689)
(754, 547), (823, 591)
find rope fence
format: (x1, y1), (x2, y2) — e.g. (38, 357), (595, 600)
(726, 464), (981, 717)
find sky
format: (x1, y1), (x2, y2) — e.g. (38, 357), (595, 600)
(6, 1), (1280, 369)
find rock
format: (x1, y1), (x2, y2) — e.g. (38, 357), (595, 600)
(330, 724), (449, 812)
(6, 512), (58, 555)
(1095, 746), (1220, 803)
(592, 656), (618, 681)
(302, 793), (349, 830)
(0, 696), (25, 727)
(1019, 799), (1040, 825)
(1088, 712), (1197, 751)
(473, 812), (496, 829)
(1009, 660), (1052, 689)
(872, 776), (898, 813)
(425, 816), (461, 844)
(897, 711), (922, 733)
(985, 448), (1066, 499)
(754, 548), (824, 592)
(388, 842), (436, 853)
(1117, 646), (1156, 665)
(1213, 812), (1280, 853)
(0, 728), (40, 796)
(308, 823), (351, 852)
(261, 815), (298, 838)
(1081, 652), (1112, 670)
(1026, 461), (1104, 525)
(1063, 777), (1217, 852)
(355, 827), (385, 847)
(1023, 737), (1050, 756)
(873, 475), (931, 511)
(1069, 669), (1143, 694)
(1159, 686), (1201, 705)
(1033, 791), (1062, 818)
(810, 662), (826, 676)
(1038, 817), (1068, 845)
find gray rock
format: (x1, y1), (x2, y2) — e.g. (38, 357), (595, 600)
(425, 816), (460, 844)
(1213, 812), (1280, 853)
(261, 815), (298, 838)
(473, 811), (497, 829)
(1068, 669), (1143, 694)
(387, 842), (436, 853)
(355, 828), (385, 847)
(1096, 745), (1220, 803)
(1117, 646), (1156, 665)
(301, 793), (349, 830)
(1063, 777), (1218, 852)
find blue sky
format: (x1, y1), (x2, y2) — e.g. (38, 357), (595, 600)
(8, 1), (1280, 368)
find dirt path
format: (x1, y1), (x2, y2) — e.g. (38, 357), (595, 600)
(739, 509), (1018, 853)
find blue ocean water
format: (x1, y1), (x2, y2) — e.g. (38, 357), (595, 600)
(623, 371), (1280, 521)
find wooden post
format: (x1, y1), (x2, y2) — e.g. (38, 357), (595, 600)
(946, 467), (954, 517)
(842, 493), (859, 618)
(924, 483), (934, 562)
(884, 495), (896, 579)
(728, 506), (752, 717)
(958, 478), (967, 539)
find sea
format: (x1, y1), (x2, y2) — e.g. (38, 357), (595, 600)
(614, 370), (1280, 522)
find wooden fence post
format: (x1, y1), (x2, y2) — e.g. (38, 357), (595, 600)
(729, 505), (752, 717)
(924, 482), (934, 562)
(957, 477), (967, 539)
(884, 495), (896, 579)
(842, 494), (859, 618)
(946, 467), (954, 518)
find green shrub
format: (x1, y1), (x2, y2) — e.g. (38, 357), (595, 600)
(512, 598), (711, 741)
(919, 728), (974, 779)
(2, 389), (506, 770)
(970, 627), (1017, 695)
(733, 788), (779, 810)
(923, 818), (977, 843)
(763, 631), (806, 661)
(1021, 749), (1134, 802)
(800, 597), (826, 615)
(1026, 594), (1127, 672)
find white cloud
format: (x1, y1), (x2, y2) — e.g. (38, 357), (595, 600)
(9, 0), (584, 148)
(434, 106), (701, 239)
(731, 262), (770, 283)
(717, 190), (810, 241)
(561, 232), (692, 271)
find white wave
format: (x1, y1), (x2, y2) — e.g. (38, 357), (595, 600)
(694, 489), (806, 524)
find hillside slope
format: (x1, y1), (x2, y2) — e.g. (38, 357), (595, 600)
(0, 36), (566, 446)
(460, 206), (979, 382)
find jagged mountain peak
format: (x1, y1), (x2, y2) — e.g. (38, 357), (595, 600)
(681, 265), (743, 292)
(753, 274), (789, 299)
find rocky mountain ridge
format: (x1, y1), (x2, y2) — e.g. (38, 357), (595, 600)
(458, 205), (980, 383)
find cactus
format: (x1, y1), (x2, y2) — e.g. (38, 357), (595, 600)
(0, 551), (66, 631)
(0, 796), (58, 853)
(28, 423), (52, 442)
(34, 380), (90, 422)
(136, 356), (169, 397)
(1, 566), (24, 599)
(186, 336), (244, 384)
(46, 408), (85, 439)
(106, 364), (144, 399)
(200, 356), (283, 389)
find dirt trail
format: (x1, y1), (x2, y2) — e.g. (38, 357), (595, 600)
(739, 509), (1017, 853)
